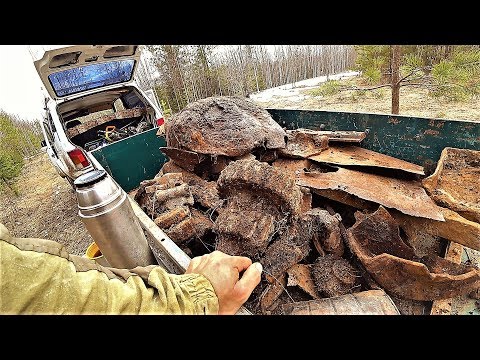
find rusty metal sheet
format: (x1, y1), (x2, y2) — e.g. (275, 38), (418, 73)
(165, 96), (286, 157)
(279, 290), (400, 315)
(308, 145), (425, 175)
(346, 206), (480, 301)
(297, 167), (444, 221)
(423, 147), (480, 223)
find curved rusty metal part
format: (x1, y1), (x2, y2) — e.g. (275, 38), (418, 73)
(346, 206), (480, 301)
(165, 96), (286, 157)
(423, 147), (480, 223)
(309, 145), (425, 175)
(297, 167), (444, 221)
(279, 290), (400, 315)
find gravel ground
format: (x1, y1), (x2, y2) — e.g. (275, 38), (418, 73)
(0, 151), (93, 256)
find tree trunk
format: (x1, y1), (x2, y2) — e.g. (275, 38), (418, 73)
(391, 45), (401, 115)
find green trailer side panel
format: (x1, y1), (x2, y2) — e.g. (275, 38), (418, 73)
(91, 128), (167, 192)
(267, 109), (480, 174)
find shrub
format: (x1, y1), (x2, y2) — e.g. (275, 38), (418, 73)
(0, 111), (42, 192)
(309, 80), (341, 97)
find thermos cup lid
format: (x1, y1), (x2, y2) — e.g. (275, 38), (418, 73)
(74, 170), (108, 188)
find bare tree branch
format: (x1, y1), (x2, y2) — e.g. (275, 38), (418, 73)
(397, 67), (426, 85)
(341, 84), (392, 91)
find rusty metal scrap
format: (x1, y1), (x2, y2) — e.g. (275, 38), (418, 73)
(286, 128), (366, 144)
(260, 273), (288, 314)
(160, 147), (231, 175)
(279, 290), (400, 315)
(218, 159), (304, 216)
(308, 145), (425, 175)
(430, 242), (464, 315)
(165, 96), (286, 157)
(297, 167), (445, 221)
(423, 147), (480, 223)
(160, 147), (208, 172)
(215, 209), (275, 258)
(392, 208), (480, 251)
(154, 207), (190, 230)
(165, 209), (213, 245)
(273, 158), (313, 178)
(279, 130), (329, 158)
(346, 206), (480, 300)
(287, 264), (319, 299)
(262, 223), (311, 283)
(307, 208), (344, 257)
(160, 161), (222, 209)
(155, 183), (194, 209)
(312, 255), (359, 297)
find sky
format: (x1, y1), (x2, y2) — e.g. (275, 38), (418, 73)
(0, 45), (52, 122)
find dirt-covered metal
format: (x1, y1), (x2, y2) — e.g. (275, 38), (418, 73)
(165, 96), (286, 157)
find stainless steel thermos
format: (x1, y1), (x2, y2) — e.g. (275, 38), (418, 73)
(74, 170), (156, 268)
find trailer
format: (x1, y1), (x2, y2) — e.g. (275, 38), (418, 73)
(89, 108), (480, 315)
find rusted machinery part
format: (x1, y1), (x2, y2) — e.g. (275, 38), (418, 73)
(262, 217), (312, 283)
(423, 147), (480, 223)
(218, 159), (303, 216)
(215, 208), (276, 258)
(165, 96), (286, 157)
(306, 208), (344, 257)
(346, 206), (480, 301)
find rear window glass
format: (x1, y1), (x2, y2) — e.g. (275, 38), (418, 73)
(48, 59), (135, 97)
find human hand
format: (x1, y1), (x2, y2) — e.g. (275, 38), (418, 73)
(186, 250), (262, 315)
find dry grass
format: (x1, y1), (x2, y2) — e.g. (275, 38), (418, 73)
(0, 151), (92, 255)
(254, 77), (480, 122)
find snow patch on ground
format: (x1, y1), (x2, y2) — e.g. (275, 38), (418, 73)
(249, 70), (359, 103)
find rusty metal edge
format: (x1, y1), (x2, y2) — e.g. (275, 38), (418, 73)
(129, 196), (252, 315)
(430, 242), (464, 315)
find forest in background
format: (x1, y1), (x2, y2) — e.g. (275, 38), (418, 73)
(139, 45), (480, 116)
(140, 45), (356, 113)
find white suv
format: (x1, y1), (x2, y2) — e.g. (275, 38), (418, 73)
(35, 45), (164, 185)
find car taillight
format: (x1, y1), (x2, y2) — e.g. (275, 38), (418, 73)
(156, 118), (164, 126)
(67, 148), (90, 169)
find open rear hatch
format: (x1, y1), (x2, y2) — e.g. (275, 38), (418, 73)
(34, 45), (140, 100)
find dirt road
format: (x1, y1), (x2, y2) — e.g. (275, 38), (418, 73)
(0, 151), (92, 256)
